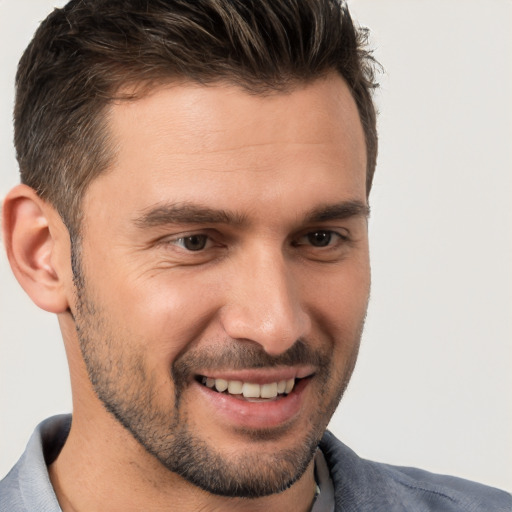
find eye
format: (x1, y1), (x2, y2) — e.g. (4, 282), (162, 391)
(175, 234), (209, 251)
(306, 231), (334, 247)
(294, 230), (345, 248)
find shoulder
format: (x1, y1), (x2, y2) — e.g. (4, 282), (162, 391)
(320, 430), (512, 512)
(0, 415), (70, 512)
(0, 459), (24, 512)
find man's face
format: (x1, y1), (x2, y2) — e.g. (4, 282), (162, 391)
(72, 74), (370, 497)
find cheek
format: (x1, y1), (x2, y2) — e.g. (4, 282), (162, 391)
(111, 273), (225, 362)
(301, 259), (370, 332)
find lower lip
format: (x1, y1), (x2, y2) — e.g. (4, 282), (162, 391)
(194, 378), (311, 430)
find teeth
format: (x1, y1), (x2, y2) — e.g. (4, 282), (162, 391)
(261, 382), (278, 398)
(277, 380), (287, 394)
(242, 382), (260, 398)
(214, 378), (228, 392)
(202, 376), (297, 398)
(227, 380), (243, 394)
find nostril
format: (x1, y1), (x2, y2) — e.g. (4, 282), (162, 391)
(219, 274), (311, 355)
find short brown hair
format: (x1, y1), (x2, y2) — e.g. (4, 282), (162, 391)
(15, 0), (379, 236)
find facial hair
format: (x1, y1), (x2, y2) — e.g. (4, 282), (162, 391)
(71, 243), (362, 498)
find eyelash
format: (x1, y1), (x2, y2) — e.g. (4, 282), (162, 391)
(171, 234), (213, 252)
(165, 229), (349, 253)
(292, 230), (348, 249)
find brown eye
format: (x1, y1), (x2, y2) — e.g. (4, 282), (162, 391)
(307, 231), (332, 247)
(181, 235), (208, 251)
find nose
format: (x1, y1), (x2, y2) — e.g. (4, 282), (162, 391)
(220, 246), (311, 356)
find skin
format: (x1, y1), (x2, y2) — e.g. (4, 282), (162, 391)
(3, 73), (370, 512)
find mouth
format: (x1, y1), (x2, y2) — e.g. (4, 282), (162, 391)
(196, 375), (300, 402)
(193, 369), (315, 429)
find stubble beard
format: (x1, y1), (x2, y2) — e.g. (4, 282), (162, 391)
(70, 244), (363, 498)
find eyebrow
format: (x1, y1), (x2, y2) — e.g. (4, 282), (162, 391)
(134, 202), (247, 228)
(134, 199), (369, 229)
(304, 200), (370, 224)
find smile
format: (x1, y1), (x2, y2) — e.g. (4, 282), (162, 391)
(199, 376), (297, 400)
(194, 371), (314, 429)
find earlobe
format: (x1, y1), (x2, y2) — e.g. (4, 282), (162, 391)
(2, 184), (70, 314)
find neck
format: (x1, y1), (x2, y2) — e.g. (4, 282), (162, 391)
(48, 412), (317, 512)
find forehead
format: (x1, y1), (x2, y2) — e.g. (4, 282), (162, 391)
(83, 74), (367, 221)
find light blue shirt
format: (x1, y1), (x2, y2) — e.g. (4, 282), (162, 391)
(0, 416), (69, 511)
(0, 415), (335, 511)
(2, 415), (511, 511)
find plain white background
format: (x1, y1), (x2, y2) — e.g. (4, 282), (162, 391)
(1, 0), (511, 492)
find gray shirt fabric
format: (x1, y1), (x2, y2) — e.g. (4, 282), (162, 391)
(1, 415), (511, 511)
(311, 449), (335, 512)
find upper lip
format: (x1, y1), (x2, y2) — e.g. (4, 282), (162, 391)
(195, 366), (316, 384)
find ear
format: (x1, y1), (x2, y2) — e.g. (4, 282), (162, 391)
(2, 184), (70, 313)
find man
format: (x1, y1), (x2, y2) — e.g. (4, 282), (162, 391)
(0, 0), (510, 511)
